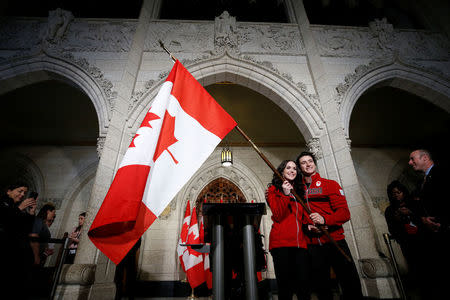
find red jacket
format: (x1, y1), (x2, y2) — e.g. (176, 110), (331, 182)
(266, 185), (307, 250)
(303, 173), (350, 245)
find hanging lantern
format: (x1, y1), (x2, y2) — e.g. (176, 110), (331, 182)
(221, 147), (233, 166)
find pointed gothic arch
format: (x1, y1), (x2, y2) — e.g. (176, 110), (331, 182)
(0, 54), (114, 136)
(128, 52), (324, 142)
(339, 62), (450, 137)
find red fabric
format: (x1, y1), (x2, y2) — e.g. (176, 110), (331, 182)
(88, 60), (236, 265)
(87, 165), (157, 264)
(302, 173), (350, 245)
(178, 201), (191, 272)
(185, 207), (205, 288)
(167, 61), (237, 139)
(266, 185), (307, 250)
(199, 216), (212, 289)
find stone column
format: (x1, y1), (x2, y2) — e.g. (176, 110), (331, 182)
(286, 0), (397, 297)
(56, 1), (157, 299)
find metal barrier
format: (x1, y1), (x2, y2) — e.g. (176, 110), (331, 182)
(49, 234), (70, 300)
(382, 233), (407, 300)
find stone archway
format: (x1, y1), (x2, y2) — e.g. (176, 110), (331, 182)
(338, 61), (450, 136)
(128, 52), (323, 143)
(0, 54), (114, 136)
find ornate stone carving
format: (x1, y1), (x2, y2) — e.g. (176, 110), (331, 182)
(44, 8), (74, 45)
(59, 264), (96, 285)
(335, 58), (392, 111)
(59, 52), (117, 112)
(346, 138), (352, 152)
(214, 11), (238, 54)
(360, 258), (393, 278)
(159, 199), (177, 220)
(145, 22), (213, 53)
(306, 138), (323, 160)
(61, 21), (135, 52)
(240, 54), (322, 114)
(239, 24), (304, 55)
(96, 137), (106, 158)
(368, 18), (395, 52)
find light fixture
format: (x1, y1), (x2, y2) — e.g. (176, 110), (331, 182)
(221, 146), (233, 166)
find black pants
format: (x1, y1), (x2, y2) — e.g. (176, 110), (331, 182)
(270, 247), (310, 300)
(308, 239), (363, 300)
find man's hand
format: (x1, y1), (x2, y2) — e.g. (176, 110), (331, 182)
(422, 216), (441, 232)
(310, 212), (325, 225)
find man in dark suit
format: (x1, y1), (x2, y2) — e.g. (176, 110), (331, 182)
(408, 149), (449, 299)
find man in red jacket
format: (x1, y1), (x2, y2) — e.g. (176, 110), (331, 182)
(297, 151), (363, 300)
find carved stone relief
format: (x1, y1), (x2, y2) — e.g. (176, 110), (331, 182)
(306, 138), (323, 160)
(238, 24), (304, 55)
(44, 8), (74, 45)
(96, 137), (106, 158)
(59, 52), (117, 112)
(60, 21), (135, 52)
(214, 11), (238, 54)
(145, 22), (213, 53)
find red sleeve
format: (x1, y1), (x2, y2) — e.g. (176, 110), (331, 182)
(323, 180), (350, 226)
(266, 185), (292, 222)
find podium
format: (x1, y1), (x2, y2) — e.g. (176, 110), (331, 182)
(202, 202), (267, 300)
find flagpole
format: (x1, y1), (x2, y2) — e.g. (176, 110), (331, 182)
(159, 40), (177, 63)
(234, 125), (351, 262)
(156, 42), (350, 262)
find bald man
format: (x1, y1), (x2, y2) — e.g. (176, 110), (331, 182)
(409, 149), (449, 299)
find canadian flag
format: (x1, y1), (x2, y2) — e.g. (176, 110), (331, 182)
(182, 207), (205, 288)
(199, 215), (212, 289)
(177, 201), (191, 272)
(88, 60), (237, 264)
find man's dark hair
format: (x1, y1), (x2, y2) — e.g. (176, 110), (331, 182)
(296, 151), (317, 166)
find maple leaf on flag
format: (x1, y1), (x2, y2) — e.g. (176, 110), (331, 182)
(129, 134), (140, 148)
(140, 110), (160, 128)
(153, 110), (179, 164)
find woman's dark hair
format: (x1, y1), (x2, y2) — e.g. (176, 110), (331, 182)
(76, 212), (87, 231)
(271, 160), (304, 199)
(296, 151), (317, 167)
(3, 181), (29, 195)
(386, 180), (410, 205)
(36, 203), (56, 221)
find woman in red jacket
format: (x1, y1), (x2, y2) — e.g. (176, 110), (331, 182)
(266, 160), (310, 300)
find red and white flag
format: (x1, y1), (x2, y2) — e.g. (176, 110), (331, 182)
(199, 215), (212, 289)
(177, 201), (191, 272)
(88, 60), (237, 264)
(183, 207), (205, 288)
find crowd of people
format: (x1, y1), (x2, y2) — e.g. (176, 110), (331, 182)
(0, 181), (86, 299)
(1, 148), (446, 299)
(265, 148), (447, 300)
(384, 149), (448, 299)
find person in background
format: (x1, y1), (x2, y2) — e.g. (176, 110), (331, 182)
(30, 203), (56, 266)
(408, 149), (449, 299)
(0, 181), (37, 299)
(296, 151), (363, 300)
(266, 160), (310, 300)
(385, 180), (424, 286)
(66, 212), (86, 264)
